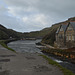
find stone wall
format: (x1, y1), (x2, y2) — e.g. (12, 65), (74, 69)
(66, 41), (75, 48)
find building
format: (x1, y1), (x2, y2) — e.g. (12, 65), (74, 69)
(55, 22), (75, 48)
(55, 24), (67, 48)
(66, 22), (75, 48)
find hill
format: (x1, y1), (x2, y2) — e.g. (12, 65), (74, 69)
(0, 24), (53, 40)
(0, 24), (25, 40)
(0, 17), (75, 41)
(24, 25), (60, 39)
(41, 17), (75, 46)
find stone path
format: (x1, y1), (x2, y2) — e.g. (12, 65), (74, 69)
(0, 45), (63, 75)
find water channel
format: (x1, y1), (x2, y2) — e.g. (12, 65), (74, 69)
(7, 40), (75, 73)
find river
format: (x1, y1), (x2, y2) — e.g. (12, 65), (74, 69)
(7, 40), (42, 53)
(7, 40), (75, 73)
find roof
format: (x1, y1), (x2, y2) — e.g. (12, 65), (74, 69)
(56, 22), (75, 34)
(70, 22), (75, 30)
(56, 26), (61, 34)
(56, 24), (67, 34)
(61, 24), (68, 32)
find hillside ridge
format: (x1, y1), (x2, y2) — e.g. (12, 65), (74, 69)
(0, 17), (75, 40)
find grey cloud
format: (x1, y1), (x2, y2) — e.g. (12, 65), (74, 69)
(0, 0), (75, 32)
(3, 0), (75, 17)
(5, 0), (75, 18)
(36, 0), (75, 16)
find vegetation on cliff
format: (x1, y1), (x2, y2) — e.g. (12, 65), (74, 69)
(41, 25), (59, 46)
(0, 24), (25, 40)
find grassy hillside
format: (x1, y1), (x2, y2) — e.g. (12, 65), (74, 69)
(0, 24), (54, 40)
(0, 24), (25, 40)
(41, 17), (75, 46)
(24, 25), (61, 38)
(41, 25), (59, 46)
(24, 27), (53, 38)
(0, 30), (9, 40)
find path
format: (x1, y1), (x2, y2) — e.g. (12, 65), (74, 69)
(41, 43), (55, 49)
(0, 45), (63, 75)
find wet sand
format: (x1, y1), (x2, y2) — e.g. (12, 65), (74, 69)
(0, 45), (63, 75)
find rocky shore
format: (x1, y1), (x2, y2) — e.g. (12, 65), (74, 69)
(36, 42), (75, 64)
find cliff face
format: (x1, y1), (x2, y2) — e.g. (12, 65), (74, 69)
(42, 17), (75, 46)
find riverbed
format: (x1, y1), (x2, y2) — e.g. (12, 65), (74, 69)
(7, 40), (75, 73)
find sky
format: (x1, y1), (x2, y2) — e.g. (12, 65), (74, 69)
(0, 0), (75, 32)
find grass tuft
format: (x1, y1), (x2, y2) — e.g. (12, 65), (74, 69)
(0, 40), (16, 53)
(40, 55), (75, 75)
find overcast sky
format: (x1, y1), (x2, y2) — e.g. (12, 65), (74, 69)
(0, 0), (75, 32)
